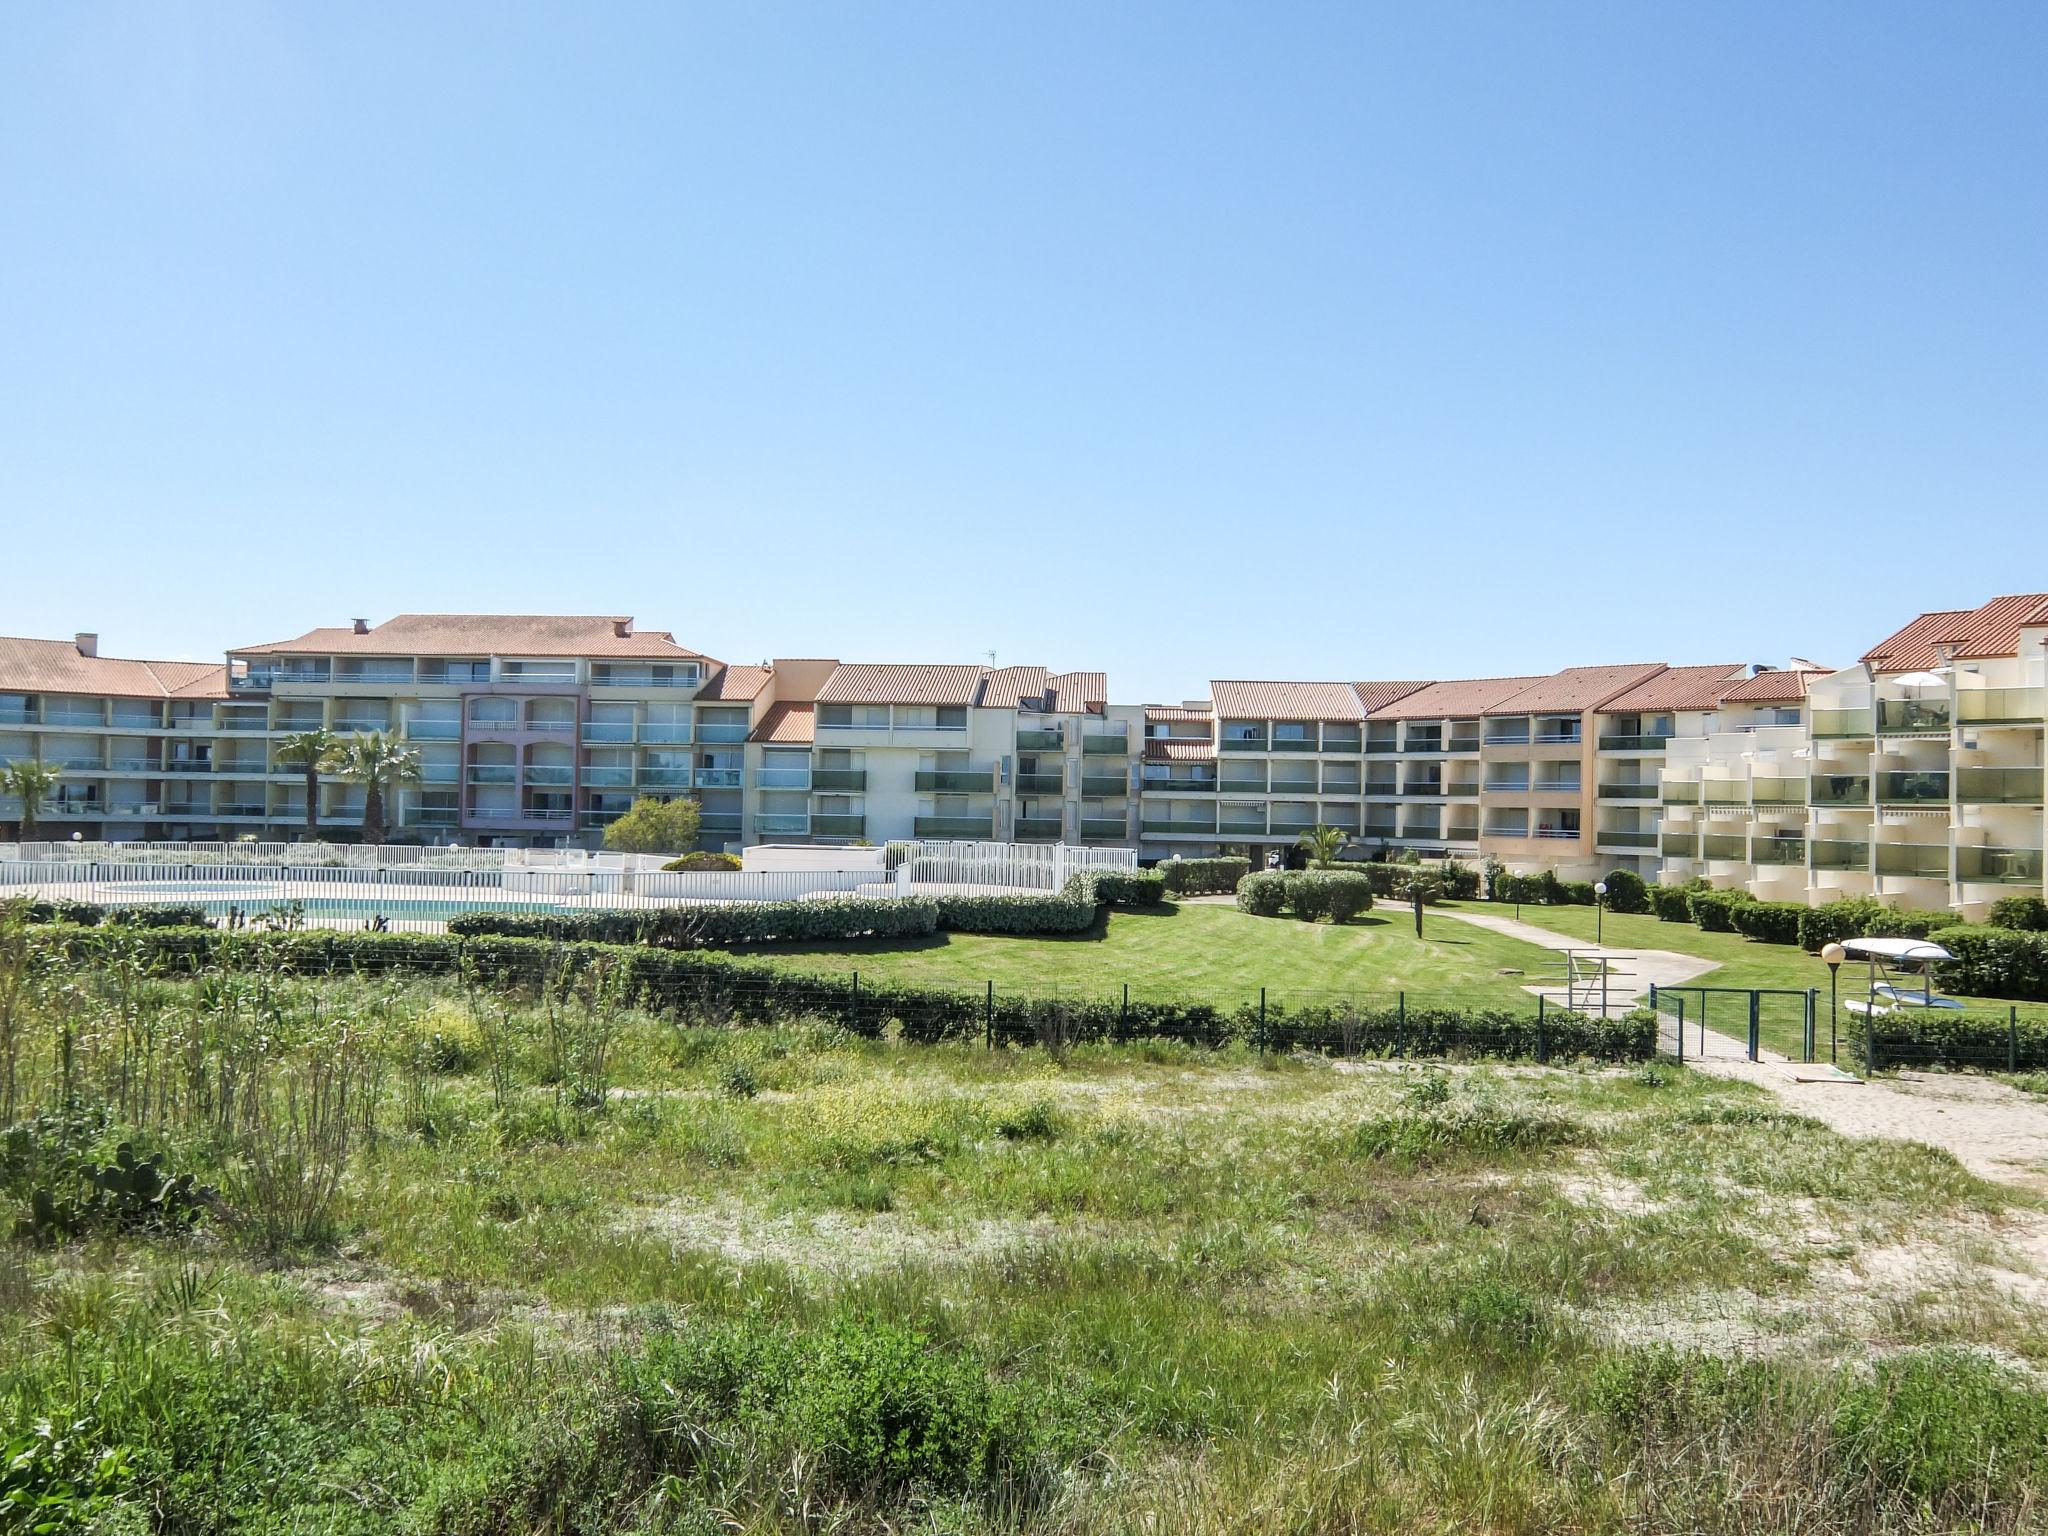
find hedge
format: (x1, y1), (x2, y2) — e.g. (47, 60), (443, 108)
(1494, 871), (1599, 908)
(1157, 857), (1249, 897)
(1795, 897), (1959, 954)
(1990, 896), (2048, 933)
(1729, 900), (1806, 947)
(1648, 883), (1697, 923)
(1601, 869), (1649, 915)
(1284, 871), (1374, 923)
(662, 851), (742, 872)
(1343, 861), (1478, 903)
(18, 923), (1660, 1062)
(1235, 870), (1287, 917)
(1847, 1006), (2048, 1072)
(15, 899), (215, 930)
(1932, 928), (2048, 1003)
(1686, 889), (1753, 933)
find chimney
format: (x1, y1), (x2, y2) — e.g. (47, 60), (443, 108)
(613, 618), (633, 639)
(74, 632), (98, 658)
(351, 618), (369, 635)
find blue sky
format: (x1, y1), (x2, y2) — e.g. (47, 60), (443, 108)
(2, 2), (2042, 702)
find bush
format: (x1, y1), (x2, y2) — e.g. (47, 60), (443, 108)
(1932, 928), (2048, 1003)
(1989, 895), (2048, 932)
(1849, 1004), (2048, 1071)
(1083, 869), (1165, 907)
(451, 896), (940, 946)
(662, 851), (742, 872)
(1158, 856), (1249, 897)
(1281, 871), (1372, 923)
(16, 898), (105, 926)
(1349, 862), (1468, 904)
(603, 795), (703, 855)
(1555, 879), (1597, 907)
(1729, 900), (1806, 946)
(934, 889), (1096, 935)
(1687, 888), (1754, 933)
(1600, 869), (1649, 914)
(1648, 881), (1699, 923)
(1797, 897), (1953, 954)
(1235, 870), (1287, 917)
(106, 903), (212, 928)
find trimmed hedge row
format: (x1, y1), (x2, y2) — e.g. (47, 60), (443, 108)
(15, 899), (214, 930)
(1157, 857), (1249, 897)
(1339, 861), (1481, 903)
(1494, 872), (1600, 908)
(1234, 870), (1374, 923)
(1847, 1006), (2048, 1072)
(19, 924), (1659, 1062)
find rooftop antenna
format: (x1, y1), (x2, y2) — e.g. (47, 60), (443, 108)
(985, 649), (998, 665)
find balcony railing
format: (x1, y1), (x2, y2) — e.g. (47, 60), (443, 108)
(915, 771), (994, 793)
(1958, 688), (2046, 725)
(215, 716), (269, 732)
(1597, 830), (1657, 849)
(756, 769), (812, 790)
(754, 814), (810, 836)
(1015, 729), (1064, 752)
(1751, 778), (1806, 805)
(1533, 826), (1581, 840)
(1878, 699), (1952, 735)
(1366, 737), (1400, 755)
(1268, 736), (1319, 753)
(1365, 781), (1399, 797)
(1445, 783), (1480, 798)
(523, 766), (574, 786)
(1533, 730), (1583, 746)
(1812, 708), (1874, 739)
(811, 769), (867, 792)
(812, 814), (866, 838)
(466, 766), (516, 785)
(1142, 817), (1218, 835)
(638, 726), (692, 745)
(1659, 832), (1698, 857)
(638, 769), (692, 788)
(1599, 782), (1658, 799)
(1217, 777), (1266, 794)
(1015, 772), (1064, 794)
(592, 671), (701, 689)
(1402, 733), (1444, 754)
(1811, 775), (1872, 808)
(915, 816), (993, 838)
(580, 721), (637, 743)
(1401, 780), (1445, 796)
(1015, 818), (1063, 840)
(1957, 767), (2043, 804)
(1220, 736), (1268, 753)
(1364, 822), (1399, 839)
(1703, 782), (1748, 806)
(162, 761), (213, 774)
(42, 710), (106, 727)
(1269, 779), (1318, 797)
(1484, 776), (1530, 793)
(333, 667), (416, 685)
(1957, 846), (2045, 885)
(581, 767), (634, 787)
(106, 757), (156, 773)
(1269, 817), (1319, 835)
(418, 765), (461, 784)
(1532, 779), (1582, 796)
(406, 720), (461, 740)
(331, 718), (391, 733)
(1810, 838), (1869, 870)
(410, 808), (460, 827)
(695, 768), (743, 789)
(1701, 833), (1747, 860)
(1150, 776), (1221, 794)
(1877, 771), (1949, 805)
(1218, 813), (1268, 834)
(1597, 733), (1671, 752)
(1875, 843), (1948, 879)
(696, 724), (750, 744)
(700, 814), (743, 835)
(1081, 774), (1128, 797)
(1080, 817), (1127, 840)
(1751, 837), (1807, 866)
(1485, 824), (1530, 840)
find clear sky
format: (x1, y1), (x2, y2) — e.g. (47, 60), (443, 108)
(2, 2), (2042, 702)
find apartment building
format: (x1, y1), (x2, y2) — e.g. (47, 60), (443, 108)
(1587, 663), (1751, 875)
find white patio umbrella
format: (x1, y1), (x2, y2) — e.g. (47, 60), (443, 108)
(1890, 670), (1949, 691)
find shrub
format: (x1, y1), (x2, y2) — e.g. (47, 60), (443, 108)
(451, 896), (941, 946)
(662, 851), (742, 872)
(16, 898), (104, 926)
(1082, 869), (1166, 907)
(603, 795), (703, 855)
(1600, 868), (1649, 914)
(1797, 896), (1952, 953)
(1158, 856), (1249, 897)
(1281, 871), (1373, 923)
(1932, 928), (2048, 1003)
(1989, 895), (2048, 933)
(1235, 870), (1287, 917)
(106, 903), (211, 928)
(1555, 879), (1597, 907)
(934, 889), (1096, 935)
(1687, 888), (1753, 933)
(1729, 900), (1805, 946)
(1648, 881), (1700, 923)
(1848, 1004), (2048, 1070)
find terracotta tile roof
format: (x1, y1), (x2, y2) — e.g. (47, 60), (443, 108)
(1048, 671), (1108, 711)
(234, 614), (710, 660)
(1352, 680), (1433, 714)
(1369, 675), (1547, 721)
(815, 663), (987, 706)
(1485, 663), (1669, 716)
(1600, 664), (1750, 715)
(1859, 609), (1968, 673)
(0, 636), (229, 700)
(1718, 668), (1826, 704)
(1144, 704), (1212, 722)
(1930, 594), (2048, 660)
(749, 702), (814, 744)
(697, 664), (771, 701)
(1211, 680), (1367, 722)
(1144, 739), (1216, 762)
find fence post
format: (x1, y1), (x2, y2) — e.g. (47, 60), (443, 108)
(985, 980), (994, 1050)
(1675, 997), (1684, 1065)
(1535, 994), (1546, 1065)
(1120, 982), (1129, 1039)
(1746, 992), (1761, 1063)
(1805, 990), (1818, 1064)
(1255, 987), (1267, 1055)
(1397, 990), (1406, 1057)
(1865, 1008), (1877, 1078)
(2011, 1005), (2020, 1074)
(850, 970), (859, 1034)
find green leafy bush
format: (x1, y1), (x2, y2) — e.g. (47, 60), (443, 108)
(1729, 900), (1805, 946)
(1648, 881), (1699, 922)
(661, 851), (742, 872)
(1797, 896), (1953, 953)
(1848, 1004), (2048, 1070)
(450, 897), (940, 946)
(1235, 870), (1287, 917)
(1082, 869), (1166, 907)
(1989, 895), (2048, 932)
(1600, 869), (1648, 914)
(1687, 888), (1754, 932)
(14, 1142), (214, 1243)
(933, 889), (1096, 935)
(1932, 928), (2048, 1003)
(1281, 871), (1373, 923)
(1157, 856), (1249, 896)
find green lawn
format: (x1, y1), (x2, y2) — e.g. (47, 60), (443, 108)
(739, 900), (1569, 1011)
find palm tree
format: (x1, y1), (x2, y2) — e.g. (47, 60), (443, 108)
(329, 732), (421, 845)
(1296, 823), (1345, 870)
(1, 759), (61, 840)
(273, 728), (342, 842)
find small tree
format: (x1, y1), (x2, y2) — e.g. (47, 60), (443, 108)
(1296, 823), (1345, 870)
(604, 796), (703, 855)
(329, 732), (420, 845)
(273, 728), (342, 841)
(2, 759), (61, 839)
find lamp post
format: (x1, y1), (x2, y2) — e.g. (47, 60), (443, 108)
(1512, 868), (1525, 922)
(1594, 880), (1608, 946)
(1821, 941), (1845, 1063)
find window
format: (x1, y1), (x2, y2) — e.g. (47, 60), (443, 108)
(819, 703), (888, 729)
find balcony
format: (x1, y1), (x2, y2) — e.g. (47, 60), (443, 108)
(411, 808), (460, 828)
(1143, 817), (1219, 835)
(1269, 816), (1319, 836)
(1812, 708), (1874, 739)
(1219, 812), (1268, 834)
(1015, 729), (1064, 752)
(1701, 833), (1747, 860)
(1448, 735), (1482, 755)
(418, 765), (461, 784)
(1878, 698), (1952, 735)
(695, 768), (744, 789)
(1597, 830), (1657, 849)
(1659, 832), (1699, 857)
(916, 816), (993, 838)
(1483, 776), (1530, 794)
(1269, 778), (1318, 797)
(518, 808), (575, 824)
(1445, 783), (1480, 798)
(1401, 779), (1445, 797)
(1484, 726), (1531, 747)
(1957, 846), (2045, 886)
(523, 766), (574, 786)
(1218, 776), (1266, 794)
(215, 716), (270, 732)
(331, 718), (391, 733)
(1750, 838), (1807, 866)
(1877, 771), (1949, 806)
(1703, 782), (1748, 807)
(638, 769), (692, 788)
(1365, 780), (1400, 797)
(1811, 775), (1872, 808)
(1751, 778), (1807, 806)
(1598, 733), (1671, 752)
(42, 710), (106, 728)
(1220, 736), (1268, 753)
(811, 769), (867, 792)
(1598, 781), (1658, 800)
(1366, 736), (1400, 755)
(1016, 772), (1064, 794)
(581, 720), (637, 744)
(592, 670), (700, 689)
(915, 770), (994, 793)
(1364, 822), (1399, 839)
(106, 757), (156, 773)
(1958, 688), (2046, 725)
(466, 766), (516, 785)
(216, 802), (268, 818)
(1402, 733), (1444, 754)
(333, 666), (416, 685)
(1875, 843), (1948, 879)
(812, 814), (866, 838)
(581, 766), (634, 787)
(161, 761), (214, 774)
(49, 756), (104, 771)
(696, 724), (750, 744)
(638, 725), (692, 745)
(1149, 776), (1220, 794)
(1080, 817), (1127, 840)
(1810, 838), (1869, 870)
(1533, 826), (1582, 841)
(1532, 779), (1583, 797)
(754, 814), (809, 836)
(1081, 774), (1128, 797)
(1015, 818), (1063, 840)
(1533, 730), (1583, 747)
(1268, 736), (1319, 754)
(756, 769), (812, 790)
(406, 720), (461, 741)
(700, 814), (743, 835)
(1958, 767), (2043, 804)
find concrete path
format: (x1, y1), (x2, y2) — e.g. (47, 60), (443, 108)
(1429, 904), (1720, 1012)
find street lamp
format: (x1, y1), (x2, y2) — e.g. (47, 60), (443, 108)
(1821, 941), (1846, 1063)
(1593, 880), (1608, 946)
(1511, 867), (1525, 921)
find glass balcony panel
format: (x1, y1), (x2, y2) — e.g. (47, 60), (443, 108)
(1958, 688), (2046, 724)
(915, 815), (993, 838)
(1877, 771), (1949, 804)
(1811, 775), (1872, 807)
(811, 769), (867, 792)
(1957, 846), (2045, 885)
(812, 814), (866, 837)
(1082, 734), (1129, 756)
(1812, 708), (1874, 738)
(1015, 772), (1064, 794)
(1877, 698), (1953, 734)
(1750, 837), (1807, 865)
(1810, 838), (1870, 869)
(1875, 843), (1948, 878)
(915, 771), (995, 792)
(1957, 767), (2043, 804)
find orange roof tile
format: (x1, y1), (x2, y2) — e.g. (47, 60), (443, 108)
(1600, 664), (1750, 714)
(1352, 680), (1433, 714)
(0, 636), (229, 701)
(1369, 675), (1548, 721)
(1861, 609), (1971, 673)
(1048, 670), (1108, 711)
(1931, 593), (2048, 660)
(749, 702), (815, 744)
(1485, 663), (1669, 716)
(1211, 680), (1367, 722)
(697, 664), (770, 701)
(1718, 668), (1826, 704)
(1144, 739), (1216, 762)
(1144, 704), (1212, 722)
(234, 614), (710, 660)
(815, 663), (987, 706)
